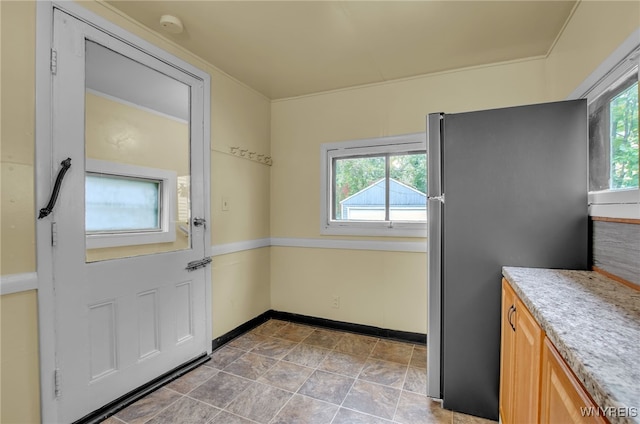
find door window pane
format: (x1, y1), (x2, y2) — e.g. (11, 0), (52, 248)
(84, 40), (191, 262)
(86, 174), (160, 232)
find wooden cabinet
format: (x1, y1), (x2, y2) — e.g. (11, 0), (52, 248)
(500, 278), (543, 424)
(500, 279), (517, 424)
(500, 278), (609, 424)
(540, 338), (607, 424)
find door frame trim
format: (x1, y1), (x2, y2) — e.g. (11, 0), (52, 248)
(35, 2), (211, 421)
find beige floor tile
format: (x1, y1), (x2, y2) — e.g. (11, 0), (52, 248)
(318, 350), (367, 378)
(223, 352), (277, 380)
(271, 394), (338, 424)
(452, 411), (498, 424)
(250, 337), (298, 359)
(410, 345), (428, 369)
(114, 388), (182, 424)
(228, 332), (268, 351)
(342, 380), (400, 420)
(225, 382), (292, 424)
(358, 359), (408, 389)
(394, 391), (452, 424)
(258, 360), (314, 392)
(283, 343), (331, 368)
(332, 408), (393, 424)
(164, 365), (217, 394)
(188, 371), (251, 409)
(302, 328), (344, 349)
(298, 370), (354, 405)
(145, 397), (220, 424)
(403, 366), (427, 395)
(208, 346), (245, 369)
(369, 340), (413, 365)
(251, 320), (289, 337)
(273, 323), (315, 342)
(334, 333), (378, 357)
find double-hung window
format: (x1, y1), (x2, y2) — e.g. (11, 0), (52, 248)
(582, 40), (639, 218)
(321, 133), (427, 237)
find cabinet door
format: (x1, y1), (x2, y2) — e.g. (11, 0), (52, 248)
(500, 278), (517, 423)
(512, 298), (543, 424)
(540, 339), (607, 424)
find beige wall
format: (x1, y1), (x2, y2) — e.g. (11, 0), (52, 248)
(0, 0), (637, 422)
(0, 2), (40, 422)
(0, 1), (271, 421)
(544, 1), (640, 101)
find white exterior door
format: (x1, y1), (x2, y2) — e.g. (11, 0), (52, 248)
(50, 9), (210, 422)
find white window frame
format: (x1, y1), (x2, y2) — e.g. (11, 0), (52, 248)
(85, 159), (177, 249)
(320, 133), (427, 237)
(569, 29), (640, 219)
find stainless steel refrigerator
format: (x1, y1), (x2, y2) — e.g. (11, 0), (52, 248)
(426, 100), (589, 420)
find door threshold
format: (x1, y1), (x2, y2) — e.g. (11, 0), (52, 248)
(72, 354), (210, 424)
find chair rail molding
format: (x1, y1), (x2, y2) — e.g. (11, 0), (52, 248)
(0, 272), (38, 295)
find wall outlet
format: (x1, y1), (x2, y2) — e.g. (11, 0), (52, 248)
(222, 196), (229, 211)
(332, 295), (340, 309)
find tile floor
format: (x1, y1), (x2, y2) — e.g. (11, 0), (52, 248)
(102, 320), (497, 424)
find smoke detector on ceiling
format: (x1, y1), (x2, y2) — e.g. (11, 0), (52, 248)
(159, 15), (184, 34)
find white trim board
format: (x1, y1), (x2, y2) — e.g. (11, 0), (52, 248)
(209, 237), (428, 257)
(270, 237), (427, 253)
(210, 238), (271, 257)
(0, 273), (38, 295)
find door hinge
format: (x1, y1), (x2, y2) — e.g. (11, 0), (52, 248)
(50, 49), (58, 75)
(54, 368), (61, 398)
(51, 222), (58, 246)
(186, 257), (212, 272)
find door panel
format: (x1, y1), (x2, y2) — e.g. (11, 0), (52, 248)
(52, 10), (209, 422)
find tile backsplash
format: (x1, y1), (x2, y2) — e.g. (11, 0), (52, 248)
(591, 219), (640, 288)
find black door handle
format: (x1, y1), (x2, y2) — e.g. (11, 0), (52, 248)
(38, 158), (71, 219)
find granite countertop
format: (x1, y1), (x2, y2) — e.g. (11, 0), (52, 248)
(502, 267), (640, 424)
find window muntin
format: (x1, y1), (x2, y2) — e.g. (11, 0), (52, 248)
(321, 133), (427, 237)
(86, 173), (162, 233)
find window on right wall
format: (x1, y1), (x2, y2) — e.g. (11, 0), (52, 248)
(581, 38), (640, 219)
(589, 70), (638, 192)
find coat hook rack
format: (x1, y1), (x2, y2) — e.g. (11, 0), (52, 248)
(228, 146), (273, 166)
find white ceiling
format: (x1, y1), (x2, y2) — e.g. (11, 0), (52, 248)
(106, 1), (577, 100)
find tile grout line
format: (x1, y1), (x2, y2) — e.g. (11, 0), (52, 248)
(390, 345), (414, 422)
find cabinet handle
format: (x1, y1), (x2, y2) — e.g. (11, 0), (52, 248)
(508, 305), (516, 332)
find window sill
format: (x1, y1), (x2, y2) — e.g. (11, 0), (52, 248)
(588, 188), (640, 219)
